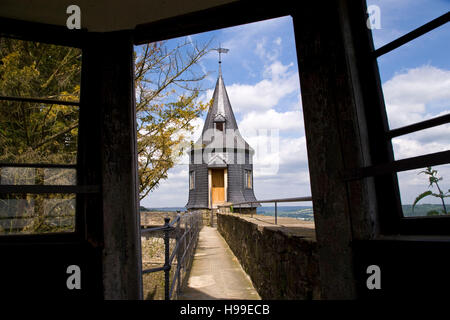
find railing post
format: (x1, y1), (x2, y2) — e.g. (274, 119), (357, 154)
(183, 215), (187, 280)
(210, 209), (213, 227)
(275, 201), (278, 225)
(175, 215), (181, 298)
(250, 202), (253, 218)
(163, 217), (170, 300)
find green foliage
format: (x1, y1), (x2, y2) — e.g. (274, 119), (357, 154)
(412, 166), (449, 215)
(412, 191), (433, 210)
(427, 210), (440, 216)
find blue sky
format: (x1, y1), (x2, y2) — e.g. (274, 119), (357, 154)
(140, 1), (449, 209)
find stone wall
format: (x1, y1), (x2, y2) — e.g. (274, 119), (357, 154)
(217, 212), (321, 299)
(188, 208), (214, 226)
(218, 206), (256, 215)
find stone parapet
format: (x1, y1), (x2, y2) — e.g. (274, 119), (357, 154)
(217, 212), (320, 299)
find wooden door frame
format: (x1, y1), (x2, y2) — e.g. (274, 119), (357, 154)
(208, 168), (227, 208)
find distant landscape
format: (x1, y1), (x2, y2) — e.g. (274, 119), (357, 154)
(140, 204), (448, 220)
(256, 206), (314, 221)
(401, 204), (448, 217)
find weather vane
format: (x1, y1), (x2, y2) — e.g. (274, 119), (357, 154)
(213, 44), (229, 75)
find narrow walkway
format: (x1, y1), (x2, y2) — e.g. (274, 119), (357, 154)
(179, 226), (260, 300)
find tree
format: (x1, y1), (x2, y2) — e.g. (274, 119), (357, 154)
(0, 38), (81, 165)
(135, 40), (211, 200)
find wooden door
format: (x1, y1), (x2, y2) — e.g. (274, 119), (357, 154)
(211, 169), (225, 205)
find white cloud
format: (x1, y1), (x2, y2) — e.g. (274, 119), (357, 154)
(254, 38), (267, 60)
(227, 62), (299, 113)
(263, 61), (294, 79)
(254, 169), (312, 204)
(382, 65), (450, 160)
(383, 66), (450, 128)
(254, 37), (281, 62)
(221, 17), (288, 54)
(141, 164), (189, 208)
(245, 133), (308, 178)
(172, 117), (204, 165)
(201, 61), (300, 114)
(381, 64), (450, 204)
(239, 109), (303, 134)
(393, 136), (450, 160)
(226, 77), (298, 112)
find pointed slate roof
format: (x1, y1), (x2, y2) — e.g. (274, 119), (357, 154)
(192, 72), (253, 152)
(202, 73), (239, 133)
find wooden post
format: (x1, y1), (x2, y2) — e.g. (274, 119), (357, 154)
(81, 31), (142, 299)
(275, 201), (277, 225)
(292, 1), (379, 299)
(163, 217), (170, 300)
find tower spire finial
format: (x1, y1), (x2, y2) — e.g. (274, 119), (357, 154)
(213, 45), (229, 77)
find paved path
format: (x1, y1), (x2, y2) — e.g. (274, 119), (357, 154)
(179, 226), (260, 300)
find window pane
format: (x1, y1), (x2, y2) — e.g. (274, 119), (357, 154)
(0, 37), (81, 100)
(0, 193), (76, 235)
(0, 100), (79, 164)
(0, 167), (35, 185)
(0, 38), (81, 236)
(398, 164), (450, 217)
(189, 171), (194, 189)
(366, 1), (449, 49)
(44, 168), (76, 185)
(392, 124), (450, 161)
(377, 24), (450, 130)
(0, 167), (76, 185)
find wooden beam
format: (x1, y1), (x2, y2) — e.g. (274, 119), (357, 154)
(293, 0), (360, 299)
(373, 12), (450, 58)
(0, 185), (99, 194)
(81, 31), (142, 299)
(386, 114), (450, 138)
(343, 150), (450, 181)
(0, 95), (80, 106)
(134, 0), (292, 45)
(0, 17), (85, 48)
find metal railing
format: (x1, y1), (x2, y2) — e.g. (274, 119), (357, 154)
(222, 196), (312, 224)
(141, 210), (202, 300)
